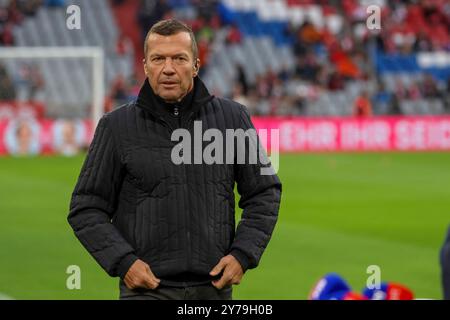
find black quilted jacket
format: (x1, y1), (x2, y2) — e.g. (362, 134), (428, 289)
(68, 77), (282, 286)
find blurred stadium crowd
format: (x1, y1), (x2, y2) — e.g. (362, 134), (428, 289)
(0, 0), (449, 118)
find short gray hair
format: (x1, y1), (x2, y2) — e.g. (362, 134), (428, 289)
(144, 19), (198, 61)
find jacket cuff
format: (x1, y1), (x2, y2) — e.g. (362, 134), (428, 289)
(230, 249), (251, 272)
(117, 253), (139, 280)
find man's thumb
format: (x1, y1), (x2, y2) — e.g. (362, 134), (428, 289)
(210, 259), (225, 276)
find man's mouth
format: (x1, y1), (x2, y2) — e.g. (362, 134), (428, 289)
(161, 81), (178, 86)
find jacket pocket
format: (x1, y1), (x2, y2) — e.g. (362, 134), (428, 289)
(214, 184), (234, 254)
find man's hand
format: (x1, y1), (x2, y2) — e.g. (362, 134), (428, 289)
(123, 259), (160, 290)
(209, 255), (244, 289)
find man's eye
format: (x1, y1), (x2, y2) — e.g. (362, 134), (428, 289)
(153, 57), (164, 62)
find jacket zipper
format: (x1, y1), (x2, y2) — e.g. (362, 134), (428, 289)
(184, 111), (196, 270)
(157, 111), (191, 270)
(177, 108), (192, 269)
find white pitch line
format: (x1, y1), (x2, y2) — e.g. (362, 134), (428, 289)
(0, 293), (14, 300)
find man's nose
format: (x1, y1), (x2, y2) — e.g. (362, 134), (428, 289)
(162, 58), (176, 74)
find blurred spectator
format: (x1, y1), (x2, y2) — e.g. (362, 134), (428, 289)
(295, 52), (320, 82)
(110, 74), (130, 107)
(16, 63), (44, 101)
(116, 32), (134, 56)
(372, 82), (392, 115)
(422, 74), (441, 98)
(197, 36), (211, 76)
(394, 79), (409, 101)
(256, 71), (278, 99)
(196, 20), (215, 43)
(0, 75), (16, 100)
(45, 0), (65, 7)
(231, 83), (250, 110)
(353, 91), (373, 117)
(193, 0), (219, 23)
(446, 78), (450, 111)
(225, 23), (241, 44)
(17, 0), (42, 17)
(0, 4), (8, 24)
(413, 31), (433, 52)
(29, 64), (44, 101)
(138, 0), (171, 40)
(298, 21), (322, 46)
(128, 73), (141, 98)
(236, 64), (248, 96)
(329, 44), (360, 79)
(278, 64), (292, 84)
(408, 81), (422, 100)
(0, 0), (46, 45)
(0, 22), (14, 45)
(327, 71), (345, 91)
(0, 63), (16, 100)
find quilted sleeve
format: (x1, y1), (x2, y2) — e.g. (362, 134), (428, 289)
(229, 106), (282, 271)
(68, 115), (138, 279)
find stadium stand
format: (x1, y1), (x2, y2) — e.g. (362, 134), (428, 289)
(1, 0), (134, 117)
(0, 0), (449, 118)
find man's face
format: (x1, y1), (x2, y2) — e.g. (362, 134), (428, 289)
(144, 32), (199, 103)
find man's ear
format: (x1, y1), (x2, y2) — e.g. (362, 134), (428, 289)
(193, 59), (200, 77)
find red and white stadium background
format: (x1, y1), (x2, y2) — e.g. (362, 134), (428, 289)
(253, 116), (450, 152)
(1, 102), (450, 155)
(0, 102), (94, 156)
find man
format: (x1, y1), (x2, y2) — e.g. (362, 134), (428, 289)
(442, 226), (450, 300)
(68, 19), (282, 300)
(353, 91), (373, 117)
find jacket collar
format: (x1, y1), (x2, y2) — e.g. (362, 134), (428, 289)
(135, 76), (214, 120)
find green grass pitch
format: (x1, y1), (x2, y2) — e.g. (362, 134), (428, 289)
(0, 152), (449, 299)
